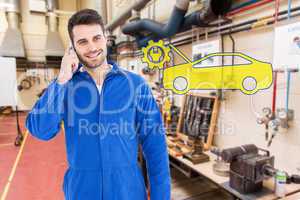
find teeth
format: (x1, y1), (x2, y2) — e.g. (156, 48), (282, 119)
(87, 51), (102, 58)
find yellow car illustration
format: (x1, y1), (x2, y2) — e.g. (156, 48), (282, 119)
(163, 45), (273, 95)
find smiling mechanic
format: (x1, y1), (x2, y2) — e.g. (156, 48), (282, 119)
(26, 9), (171, 200)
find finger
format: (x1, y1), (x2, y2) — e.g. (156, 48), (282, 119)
(69, 47), (77, 58)
(65, 42), (74, 54)
(72, 61), (79, 73)
(65, 44), (72, 55)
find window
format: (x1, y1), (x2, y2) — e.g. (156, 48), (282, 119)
(193, 55), (252, 68)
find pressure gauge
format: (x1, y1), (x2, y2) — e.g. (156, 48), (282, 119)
(269, 119), (280, 129)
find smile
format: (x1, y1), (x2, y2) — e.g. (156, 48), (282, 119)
(86, 50), (103, 59)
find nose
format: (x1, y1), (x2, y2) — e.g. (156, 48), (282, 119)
(87, 41), (98, 52)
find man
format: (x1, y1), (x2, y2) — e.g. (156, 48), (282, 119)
(26, 9), (171, 200)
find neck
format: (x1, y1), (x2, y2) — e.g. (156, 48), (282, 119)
(84, 59), (110, 85)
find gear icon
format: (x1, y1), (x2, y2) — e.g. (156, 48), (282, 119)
(142, 40), (171, 69)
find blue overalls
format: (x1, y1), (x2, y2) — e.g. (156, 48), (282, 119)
(26, 61), (171, 200)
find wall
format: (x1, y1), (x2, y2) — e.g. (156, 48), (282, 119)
(173, 1), (300, 174)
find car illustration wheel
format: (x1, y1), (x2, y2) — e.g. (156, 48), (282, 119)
(242, 76), (257, 93)
(173, 76), (188, 92)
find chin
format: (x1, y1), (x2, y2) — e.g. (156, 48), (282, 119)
(85, 63), (102, 69)
(83, 59), (105, 69)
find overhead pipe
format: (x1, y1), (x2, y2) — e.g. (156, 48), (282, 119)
(122, 0), (189, 37)
(229, 0), (261, 11)
(105, 0), (151, 33)
(122, 0), (190, 46)
(170, 5), (300, 47)
(179, 0), (232, 32)
(123, 0), (232, 47)
(227, 0), (274, 16)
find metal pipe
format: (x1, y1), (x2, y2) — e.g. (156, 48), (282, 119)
(228, 34), (235, 65)
(105, 0), (151, 32)
(229, 0), (261, 11)
(170, 5), (300, 47)
(122, 0), (191, 47)
(227, 0), (274, 16)
(180, 0), (232, 32)
(123, 7), (188, 37)
(127, 0), (232, 47)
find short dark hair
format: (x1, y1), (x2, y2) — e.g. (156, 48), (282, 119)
(68, 9), (105, 42)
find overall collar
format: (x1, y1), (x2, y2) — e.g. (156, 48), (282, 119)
(75, 60), (126, 80)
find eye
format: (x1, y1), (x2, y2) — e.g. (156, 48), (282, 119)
(77, 40), (88, 46)
(94, 35), (102, 41)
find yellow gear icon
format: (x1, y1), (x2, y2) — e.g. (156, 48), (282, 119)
(142, 40), (171, 69)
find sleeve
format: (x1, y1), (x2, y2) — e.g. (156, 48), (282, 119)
(25, 79), (67, 141)
(135, 80), (171, 200)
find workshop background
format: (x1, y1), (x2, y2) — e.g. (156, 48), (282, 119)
(1, 0), (300, 200)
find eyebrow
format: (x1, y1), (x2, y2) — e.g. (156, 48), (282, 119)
(93, 34), (102, 38)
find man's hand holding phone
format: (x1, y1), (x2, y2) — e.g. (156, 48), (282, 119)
(57, 45), (79, 85)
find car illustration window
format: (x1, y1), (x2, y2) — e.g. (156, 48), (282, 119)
(193, 54), (253, 68)
(169, 44), (192, 65)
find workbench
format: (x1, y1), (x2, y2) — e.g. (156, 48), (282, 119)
(282, 191), (300, 200)
(168, 151), (300, 200)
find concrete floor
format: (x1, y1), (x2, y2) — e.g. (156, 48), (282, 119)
(0, 113), (234, 200)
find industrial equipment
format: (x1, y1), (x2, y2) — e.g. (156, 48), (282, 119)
(257, 69), (298, 146)
(211, 144), (275, 194)
(211, 144), (300, 194)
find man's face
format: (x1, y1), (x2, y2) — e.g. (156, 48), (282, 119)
(72, 24), (107, 69)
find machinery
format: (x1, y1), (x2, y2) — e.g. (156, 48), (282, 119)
(212, 144), (275, 194)
(212, 144), (300, 194)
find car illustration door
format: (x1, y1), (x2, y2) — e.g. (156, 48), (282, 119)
(191, 55), (223, 90)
